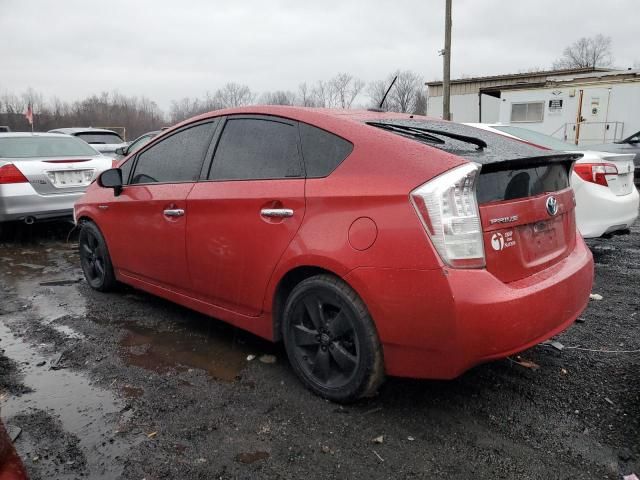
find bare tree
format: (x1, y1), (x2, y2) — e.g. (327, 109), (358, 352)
(215, 83), (253, 108)
(260, 90), (297, 106)
(298, 82), (316, 107)
(553, 35), (613, 69)
(330, 73), (365, 109)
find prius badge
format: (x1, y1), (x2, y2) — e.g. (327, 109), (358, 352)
(546, 196), (559, 216)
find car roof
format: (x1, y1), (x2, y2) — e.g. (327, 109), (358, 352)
(0, 132), (75, 138)
(48, 127), (120, 135)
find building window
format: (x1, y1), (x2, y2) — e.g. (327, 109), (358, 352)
(510, 102), (544, 123)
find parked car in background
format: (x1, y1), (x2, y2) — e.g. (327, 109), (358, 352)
(75, 107), (593, 402)
(591, 129), (640, 186)
(48, 127), (126, 158)
(467, 123), (639, 238)
(113, 130), (161, 161)
(0, 133), (111, 223)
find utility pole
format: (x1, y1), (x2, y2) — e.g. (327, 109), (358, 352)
(442, 0), (452, 120)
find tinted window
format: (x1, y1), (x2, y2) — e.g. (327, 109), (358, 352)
(130, 122), (215, 184)
(477, 164), (570, 204)
(299, 123), (353, 177)
(0, 136), (99, 158)
(210, 118), (301, 180)
(75, 132), (124, 144)
(127, 132), (157, 154)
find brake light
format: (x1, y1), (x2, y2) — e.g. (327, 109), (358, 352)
(411, 163), (485, 268)
(0, 164), (28, 184)
(573, 163), (617, 187)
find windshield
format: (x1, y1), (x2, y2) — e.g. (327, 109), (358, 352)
(0, 136), (100, 158)
(75, 132), (123, 144)
(492, 125), (575, 151)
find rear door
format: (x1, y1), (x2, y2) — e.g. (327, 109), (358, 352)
(476, 158), (577, 283)
(98, 121), (217, 290)
(186, 116), (305, 316)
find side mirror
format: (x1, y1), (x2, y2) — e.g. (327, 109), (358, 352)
(115, 146), (126, 155)
(97, 168), (123, 196)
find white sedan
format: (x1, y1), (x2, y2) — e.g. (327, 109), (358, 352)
(0, 133), (112, 224)
(466, 123), (639, 238)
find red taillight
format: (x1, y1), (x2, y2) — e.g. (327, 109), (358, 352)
(574, 163), (618, 187)
(111, 159), (119, 168)
(0, 164), (28, 184)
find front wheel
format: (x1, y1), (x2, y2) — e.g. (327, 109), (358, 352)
(282, 274), (385, 403)
(79, 221), (117, 292)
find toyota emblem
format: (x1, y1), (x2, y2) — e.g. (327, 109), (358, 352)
(546, 196), (559, 216)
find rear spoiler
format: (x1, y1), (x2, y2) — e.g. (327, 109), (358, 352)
(478, 153), (583, 174)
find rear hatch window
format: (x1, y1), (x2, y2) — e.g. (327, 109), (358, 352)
(367, 120), (581, 282)
(75, 132), (123, 144)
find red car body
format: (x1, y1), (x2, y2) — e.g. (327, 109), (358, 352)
(74, 107), (593, 381)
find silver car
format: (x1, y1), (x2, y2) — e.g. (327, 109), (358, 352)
(48, 127), (127, 158)
(0, 133), (112, 223)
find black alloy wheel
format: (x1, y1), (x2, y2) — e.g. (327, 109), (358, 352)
(79, 222), (116, 291)
(283, 274), (384, 403)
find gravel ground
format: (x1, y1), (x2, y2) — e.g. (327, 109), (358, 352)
(0, 219), (638, 480)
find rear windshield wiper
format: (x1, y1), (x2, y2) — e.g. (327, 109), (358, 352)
(368, 122), (487, 150)
(367, 122), (445, 145)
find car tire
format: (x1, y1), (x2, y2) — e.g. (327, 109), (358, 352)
(282, 274), (385, 403)
(79, 221), (117, 292)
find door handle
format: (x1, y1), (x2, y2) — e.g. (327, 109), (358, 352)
(163, 208), (185, 217)
(260, 208), (293, 218)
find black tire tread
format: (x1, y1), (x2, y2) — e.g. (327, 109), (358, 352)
(283, 273), (385, 402)
(79, 221), (117, 292)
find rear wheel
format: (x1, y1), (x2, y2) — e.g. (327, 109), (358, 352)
(282, 274), (384, 403)
(79, 221), (116, 292)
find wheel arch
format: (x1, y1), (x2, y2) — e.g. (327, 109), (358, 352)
(271, 265), (346, 342)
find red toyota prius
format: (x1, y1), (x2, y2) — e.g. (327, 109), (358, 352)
(74, 107), (593, 402)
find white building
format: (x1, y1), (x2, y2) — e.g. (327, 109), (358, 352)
(427, 68), (640, 145)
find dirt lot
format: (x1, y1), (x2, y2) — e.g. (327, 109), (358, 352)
(0, 219), (638, 480)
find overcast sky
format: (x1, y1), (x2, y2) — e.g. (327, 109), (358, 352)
(1, 0), (637, 110)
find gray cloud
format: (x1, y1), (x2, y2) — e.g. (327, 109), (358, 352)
(1, 0), (637, 109)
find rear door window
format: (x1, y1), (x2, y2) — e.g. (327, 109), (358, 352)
(209, 118), (302, 180)
(299, 123), (353, 177)
(130, 122), (216, 184)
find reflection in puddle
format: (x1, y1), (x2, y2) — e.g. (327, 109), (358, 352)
(117, 319), (257, 382)
(0, 323), (127, 480)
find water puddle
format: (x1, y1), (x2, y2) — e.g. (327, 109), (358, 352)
(114, 316), (260, 382)
(0, 322), (128, 479)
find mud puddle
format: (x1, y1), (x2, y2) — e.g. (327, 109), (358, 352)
(99, 311), (266, 382)
(0, 322), (129, 479)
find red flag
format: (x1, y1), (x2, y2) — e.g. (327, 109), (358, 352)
(24, 103), (33, 125)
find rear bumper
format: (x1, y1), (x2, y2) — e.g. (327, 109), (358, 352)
(574, 182), (639, 238)
(345, 238), (594, 379)
(0, 183), (82, 222)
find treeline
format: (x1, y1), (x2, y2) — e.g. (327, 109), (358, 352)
(0, 70), (427, 140)
(0, 89), (164, 140)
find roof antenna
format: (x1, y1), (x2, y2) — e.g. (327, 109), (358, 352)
(368, 75), (398, 112)
(379, 75), (398, 109)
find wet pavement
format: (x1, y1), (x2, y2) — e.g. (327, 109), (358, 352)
(0, 219), (638, 479)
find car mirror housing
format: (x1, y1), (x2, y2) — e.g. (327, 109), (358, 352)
(97, 168), (123, 196)
(115, 146), (126, 155)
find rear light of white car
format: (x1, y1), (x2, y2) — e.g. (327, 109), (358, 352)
(410, 162), (485, 268)
(573, 163), (618, 187)
(0, 164), (28, 184)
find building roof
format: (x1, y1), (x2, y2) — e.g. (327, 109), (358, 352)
(425, 67), (613, 87)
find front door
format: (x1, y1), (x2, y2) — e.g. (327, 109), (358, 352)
(186, 116), (305, 316)
(100, 121), (217, 290)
